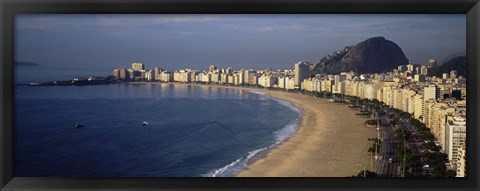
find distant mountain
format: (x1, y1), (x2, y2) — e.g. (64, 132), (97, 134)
(429, 55), (466, 77)
(311, 36), (409, 75)
(439, 51), (466, 65)
(15, 61), (39, 66)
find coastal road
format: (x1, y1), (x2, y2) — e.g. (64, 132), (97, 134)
(376, 115), (400, 177)
(378, 114), (425, 177)
(401, 119), (425, 176)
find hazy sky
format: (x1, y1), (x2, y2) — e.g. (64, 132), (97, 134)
(15, 14), (465, 71)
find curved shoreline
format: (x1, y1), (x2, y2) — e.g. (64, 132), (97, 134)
(238, 90), (378, 176)
(161, 83), (305, 177)
(149, 82), (377, 177)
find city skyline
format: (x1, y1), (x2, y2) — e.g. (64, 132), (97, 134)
(108, 60), (466, 177)
(16, 14), (465, 70)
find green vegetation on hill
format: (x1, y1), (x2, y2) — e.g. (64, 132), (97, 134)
(311, 36), (409, 75)
(429, 55), (466, 77)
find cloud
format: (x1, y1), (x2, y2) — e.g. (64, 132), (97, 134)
(16, 16), (59, 30)
(16, 14), (222, 31)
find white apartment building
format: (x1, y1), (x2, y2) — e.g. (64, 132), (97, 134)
(445, 116), (466, 167)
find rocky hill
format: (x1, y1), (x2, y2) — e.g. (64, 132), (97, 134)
(311, 37), (409, 74)
(429, 55), (466, 77)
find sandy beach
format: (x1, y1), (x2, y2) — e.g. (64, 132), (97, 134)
(231, 88), (378, 177)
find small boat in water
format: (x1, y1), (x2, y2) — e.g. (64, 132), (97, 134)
(75, 124), (84, 128)
(142, 121), (149, 126)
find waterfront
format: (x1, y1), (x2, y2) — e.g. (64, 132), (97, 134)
(15, 83), (301, 177)
(15, 80), (380, 177)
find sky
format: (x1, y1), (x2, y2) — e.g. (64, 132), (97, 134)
(15, 14), (466, 71)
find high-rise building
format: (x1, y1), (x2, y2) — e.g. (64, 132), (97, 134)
(286, 76), (295, 90)
(420, 66), (428, 75)
(333, 74), (347, 94)
(132, 62), (145, 71)
(442, 73), (449, 80)
(113, 69), (120, 79)
(127, 68), (135, 80)
(248, 74), (258, 85)
(450, 70), (457, 79)
(456, 144), (466, 177)
(414, 74), (426, 82)
(119, 68), (128, 80)
(407, 63), (414, 72)
(422, 85), (439, 124)
(427, 59), (437, 68)
(161, 71), (172, 82)
(294, 61), (310, 88)
(413, 94), (423, 120)
(145, 70), (153, 81)
(154, 67), (163, 81)
(424, 85), (439, 102)
(209, 65), (217, 73)
(445, 116), (466, 167)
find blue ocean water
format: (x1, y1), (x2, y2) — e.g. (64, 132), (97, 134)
(14, 66), (301, 177)
(15, 65), (112, 85)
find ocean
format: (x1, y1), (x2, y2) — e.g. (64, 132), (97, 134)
(14, 65), (301, 177)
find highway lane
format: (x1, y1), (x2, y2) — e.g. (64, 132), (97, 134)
(376, 115), (400, 177)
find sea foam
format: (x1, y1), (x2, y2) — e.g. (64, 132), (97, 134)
(208, 92), (302, 177)
(209, 147), (268, 177)
(247, 90), (268, 95)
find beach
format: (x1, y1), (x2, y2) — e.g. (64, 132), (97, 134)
(233, 88), (378, 177)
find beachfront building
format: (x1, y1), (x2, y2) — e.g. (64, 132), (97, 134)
(154, 67), (163, 81)
(145, 70), (154, 81)
(445, 116), (466, 171)
(132, 62), (145, 71)
(173, 70), (190, 83)
(248, 74), (259, 86)
(301, 78), (313, 92)
(126, 68), (135, 80)
(456, 144), (466, 177)
(294, 61), (310, 88)
(285, 76), (295, 90)
(159, 71), (171, 82)
(258, 74), (276, 88)
(428, 103), (454, 150)
(113, 69), (120, 79)
(220, 73), (229, 84)
(119, 68), (128, 80)
(363, 83), (377, 100)
(413, 94), (424, 120)
(209, 65), (217, 73)
(113, 68), (131, 81)
(423, 85), (439, 123)
(211, 72), (220, 83)
(278, 76), (286, 89)
(202, 72), (211, 83)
